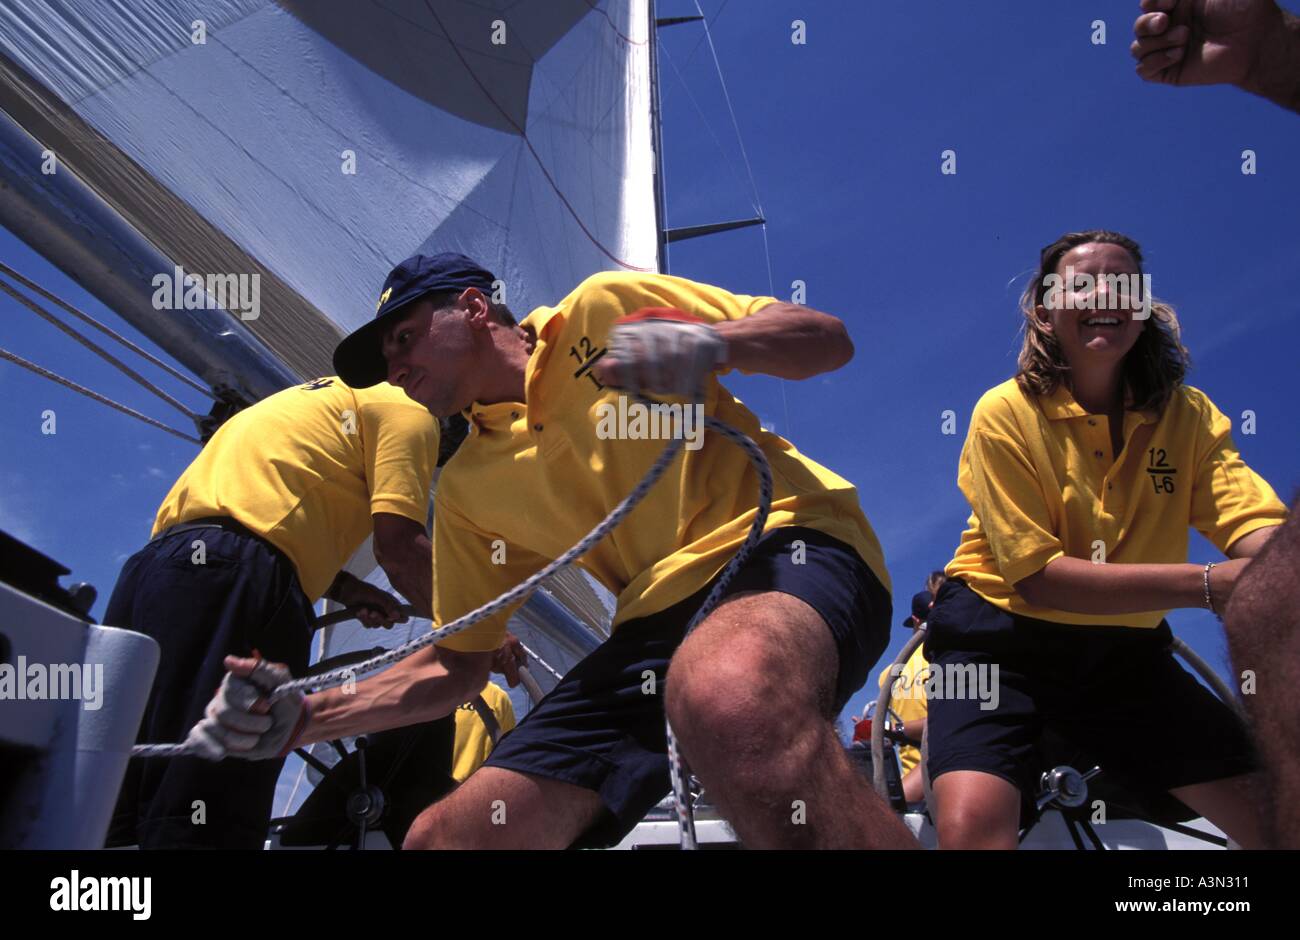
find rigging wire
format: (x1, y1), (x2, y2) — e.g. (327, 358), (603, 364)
(0, 261), (214, 399)
(693, 0), (763, 222)
(0, 345), (201, 444)
(674, 0), (732, 72)
(687, 0), (792, 435)
(659, 43), (761, 219)
(0, 277), (206, 423)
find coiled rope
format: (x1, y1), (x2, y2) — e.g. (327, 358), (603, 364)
(131, 402), (774, 850)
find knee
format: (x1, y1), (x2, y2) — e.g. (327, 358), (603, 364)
(401, 796), (464, 850)
(665, 649), (817, 786)
(934, 787), (1019, 850)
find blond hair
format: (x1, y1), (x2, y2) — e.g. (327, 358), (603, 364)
(1016, 230), (1190, 413)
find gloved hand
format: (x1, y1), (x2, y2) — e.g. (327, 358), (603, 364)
(595, 307), (727, 398)
(184, 655), (310, 761)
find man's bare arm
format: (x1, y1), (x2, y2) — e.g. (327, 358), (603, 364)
(372, 511), (433, 618)
(297, 645), (490, 746)
(1133, 0), (1300, 114)
(712, 303), (854, 380)
(1224, 502), (1300, 846)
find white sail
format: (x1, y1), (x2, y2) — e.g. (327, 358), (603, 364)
(1, 1), (655, 838)
(0, 0), (657, 384)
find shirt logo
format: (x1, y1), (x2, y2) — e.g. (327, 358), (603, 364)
(569, 335), (607, 391)
(301, 378), (334, 391)
(1146, 447), (1177, 494)
(376, 287), (392, 312)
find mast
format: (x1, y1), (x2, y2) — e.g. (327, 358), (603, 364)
(648, 0), (670, 274)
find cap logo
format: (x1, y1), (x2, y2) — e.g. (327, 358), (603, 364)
(376, 287), (393, 312)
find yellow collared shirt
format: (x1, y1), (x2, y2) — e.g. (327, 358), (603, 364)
(451, 681), (516, 782)
(433, 270), (890, 651)
(153, 378), (438, 601)
(946, 378), (1287, 627)
(877, 643), (930, 774)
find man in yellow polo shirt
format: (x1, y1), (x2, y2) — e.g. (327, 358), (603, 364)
(103, 376), (439, 848)
(192, 252), (916, 850)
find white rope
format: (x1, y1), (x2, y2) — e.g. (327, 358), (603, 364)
(516, 639), (564, 683)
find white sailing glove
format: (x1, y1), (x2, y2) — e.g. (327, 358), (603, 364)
(185, 657), (310, 761)
(601, 308), (727, 398)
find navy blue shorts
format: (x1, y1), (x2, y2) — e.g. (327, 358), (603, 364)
(103, 519), (316, 848)
(482, 526), (892, 847)
(923, 579), (1256, 814)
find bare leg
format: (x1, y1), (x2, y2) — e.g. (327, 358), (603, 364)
(1223, 502), (1300, 847)
(664, 590), (916, 849)
(1171, 774), (1266, 848)
(931, 770), (1021, 850)
(402, 766), (603, 849)
(901, 766), (925, 805)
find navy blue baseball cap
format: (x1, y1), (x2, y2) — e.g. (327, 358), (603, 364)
(333, 251), (497, 388)
(901, 590), (933, 628)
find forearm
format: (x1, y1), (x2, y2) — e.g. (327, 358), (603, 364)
(381, 537), (433, 618)
(1223, 508), (1300, 845)
(1016, 556), (1209, 615)
(713, 303), (853, 380)
(1245, 7), (1300, 113)
(373, 512), (434, 617)
(297, 646), (488, 745)
(323, 569), (357, 603)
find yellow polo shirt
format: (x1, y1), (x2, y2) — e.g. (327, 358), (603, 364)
(432, 270), (890, 651)
(946, 378), (1287, 627)
(877, 644), (930, 774)
(153, 378), (438, 601)
(450, 681), (516, 782)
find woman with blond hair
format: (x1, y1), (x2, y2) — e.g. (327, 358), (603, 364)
(925, 230), (1288, 849)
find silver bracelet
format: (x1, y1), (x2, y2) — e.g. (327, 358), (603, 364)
(1203, 562), (1218, 617)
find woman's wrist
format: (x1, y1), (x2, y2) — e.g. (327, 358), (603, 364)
(1203, 562), (1219, 617)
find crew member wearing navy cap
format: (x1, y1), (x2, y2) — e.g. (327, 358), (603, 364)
(192, 252), (917, 850)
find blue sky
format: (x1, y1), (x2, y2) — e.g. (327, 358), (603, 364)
(2, 0), (1297, 739)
